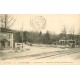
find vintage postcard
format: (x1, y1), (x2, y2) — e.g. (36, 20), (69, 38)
(0, 14), (80, 64)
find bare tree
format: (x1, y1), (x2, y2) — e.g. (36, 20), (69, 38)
(61, 26), (67, 47)
(0, 14), (16, 29)
(69, 26), (75, 48)
(70, 26), (75, 40)
(62, 26), (67, 36)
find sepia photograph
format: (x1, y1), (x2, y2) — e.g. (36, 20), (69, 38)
(0, 14), (80, 64)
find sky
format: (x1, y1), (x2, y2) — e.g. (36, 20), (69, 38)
(11, 14), (80, 34)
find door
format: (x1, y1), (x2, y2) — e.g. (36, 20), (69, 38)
(1, 41), (5, 48)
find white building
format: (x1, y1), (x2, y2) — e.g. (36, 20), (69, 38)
(59, 39), (76, 44)
(0, 28), (14, 49)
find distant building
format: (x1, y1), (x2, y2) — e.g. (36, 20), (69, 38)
(59, 37), (76, 44)
(0, 28), (13, 49)
(59, 39), (76, 44)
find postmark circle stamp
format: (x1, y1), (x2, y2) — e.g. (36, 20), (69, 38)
(30, 16), (46, 31)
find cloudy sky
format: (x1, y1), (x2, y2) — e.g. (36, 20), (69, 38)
(11, 14), (80, 34)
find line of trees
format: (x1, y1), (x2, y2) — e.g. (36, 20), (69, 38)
(14, 30), (57, 45)
(13, 26), (80, 47)
(14, 30), (60, 45)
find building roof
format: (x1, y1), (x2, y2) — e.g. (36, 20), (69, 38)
(0, 27), (13, 33)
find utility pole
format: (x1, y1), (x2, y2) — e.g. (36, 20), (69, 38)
(22, 23), (23, 50)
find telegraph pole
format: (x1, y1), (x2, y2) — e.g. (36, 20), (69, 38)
(22, 23), (23, 50)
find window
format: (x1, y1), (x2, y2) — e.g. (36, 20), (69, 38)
(9, 34), (10, 39)
(8, 41), (10, 46)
